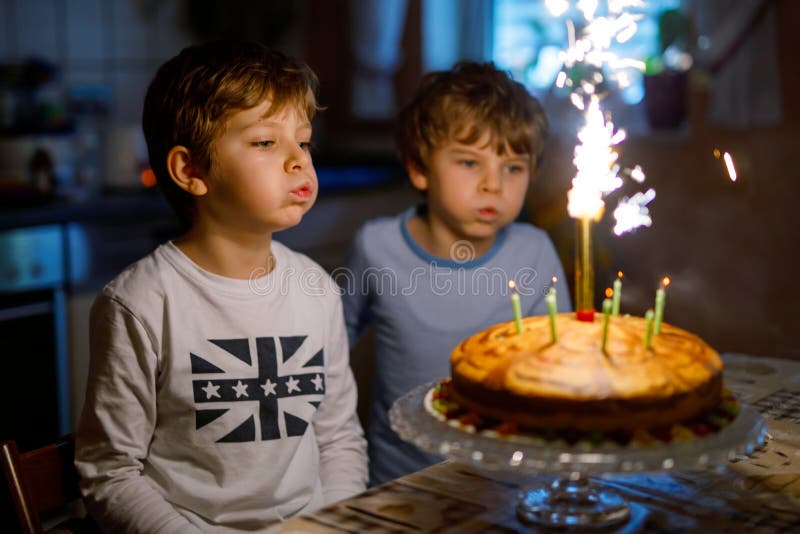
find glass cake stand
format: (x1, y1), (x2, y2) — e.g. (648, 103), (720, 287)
(389, 380), (768, 529)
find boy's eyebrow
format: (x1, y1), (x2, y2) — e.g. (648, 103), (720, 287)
(447, 146), (530, 160)
(503, 154), (531, 161)
(249, 119), (312, 129)
(447, 146), (485, 155)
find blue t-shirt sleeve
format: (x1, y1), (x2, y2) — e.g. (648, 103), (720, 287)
(340, 226), (373, 347)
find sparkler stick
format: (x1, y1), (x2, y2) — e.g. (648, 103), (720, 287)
(575, 217), (596, 320)
(568, 95), (613, 321)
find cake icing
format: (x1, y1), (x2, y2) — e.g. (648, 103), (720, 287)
(450, 313), (723, 432)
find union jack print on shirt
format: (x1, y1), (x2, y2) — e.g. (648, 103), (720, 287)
(191, 336), (325, 442)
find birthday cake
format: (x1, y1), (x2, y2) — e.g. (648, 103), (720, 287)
(449, 313), (723, 432)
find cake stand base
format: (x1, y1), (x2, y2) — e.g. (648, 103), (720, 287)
(390, 381), (767, 529)
(516, 475), (630, 528)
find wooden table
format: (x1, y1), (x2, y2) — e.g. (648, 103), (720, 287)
(275, 353), (800, 532)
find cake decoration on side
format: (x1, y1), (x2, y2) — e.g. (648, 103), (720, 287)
(450, 313), (724, 433)
(427, 379), (739, 447)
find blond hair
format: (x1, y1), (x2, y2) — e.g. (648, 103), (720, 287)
(396, 62), (547, 174)
(142, 41), (319, 224)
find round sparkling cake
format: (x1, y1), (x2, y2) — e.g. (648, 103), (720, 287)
(450, 313), (724, 432)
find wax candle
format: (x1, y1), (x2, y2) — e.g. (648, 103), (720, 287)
(509, 281), (523, 334)
(653, 276), (669, 334)
(601, 298), (612, 352)
(545, 287), (558, 343)
(644, 309), (655, 349)
(612, 272), (622, 316)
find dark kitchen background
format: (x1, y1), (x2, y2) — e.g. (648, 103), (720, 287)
(1, 0), (798, 452)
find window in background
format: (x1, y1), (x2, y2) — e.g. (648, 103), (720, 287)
(491, 0), (683, 132)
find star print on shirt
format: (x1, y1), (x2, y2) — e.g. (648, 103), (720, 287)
(191, 336), (326, 442)
(232, 380), (249, 398)
(261, 378), (277, 397)
(285, 376), (300, 393)
(202, 381), (221, 399)
(311, 374), (323, 391)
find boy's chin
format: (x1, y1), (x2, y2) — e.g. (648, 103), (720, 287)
(271, 207), (311, 232)
(463, 222), (505, 241)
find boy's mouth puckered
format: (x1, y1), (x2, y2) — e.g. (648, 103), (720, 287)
(290, 182), (313, 201)
(477, 206), (499, 221)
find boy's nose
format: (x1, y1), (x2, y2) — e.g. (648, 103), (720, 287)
(480, 169), (502, 193)
(285, 145), (310, 173)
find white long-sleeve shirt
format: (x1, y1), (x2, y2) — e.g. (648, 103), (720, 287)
(76, 241), (368, 533)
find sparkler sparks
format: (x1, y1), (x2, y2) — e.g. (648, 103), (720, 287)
(577, 0), (599, 20)
(723, 152), (737, 182)
(613, 188), (656, 235)
(549, 1), (656, 317)
(714, 148), (738, 182)
(546, 0), (570, 17)
(556, 70), (568, 88)
(550, 0), (654, 235)
(629, 165), (645, 182)
(567, 95), (626, 220)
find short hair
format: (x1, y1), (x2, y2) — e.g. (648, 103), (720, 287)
(396, 61), (548, 175)
(142, 41), (319, 225)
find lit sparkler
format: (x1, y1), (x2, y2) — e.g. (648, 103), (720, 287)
(547, 0), (655, 319)
(567, 96), (626, 219)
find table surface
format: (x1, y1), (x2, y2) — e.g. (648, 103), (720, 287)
(275, 353), (800, 533)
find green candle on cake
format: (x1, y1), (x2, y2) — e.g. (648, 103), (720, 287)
(545, 286), (558, 343)
(612, 272), (622, 315)
(601, 298), (612, 352)
(509, 281), (523, 335)
(654, 276), (669, 334)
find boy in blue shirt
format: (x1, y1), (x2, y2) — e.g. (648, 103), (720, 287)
(342, 62), (571, 485)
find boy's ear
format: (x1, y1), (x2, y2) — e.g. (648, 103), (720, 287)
(407, 164), (429, 192)
(166, 146), (208, 196)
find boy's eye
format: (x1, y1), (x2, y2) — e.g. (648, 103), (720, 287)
(299, 141), (314, 151)
(459, 159), (478, 168)
(505, 164), (527, 174)
(253, 140), (274, 148)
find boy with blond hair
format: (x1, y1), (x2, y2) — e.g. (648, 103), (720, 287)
(342, 62), (571, 485)
(76, 42), (367, 532)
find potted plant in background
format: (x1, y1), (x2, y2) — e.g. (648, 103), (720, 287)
(643, 8), (694, 130)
